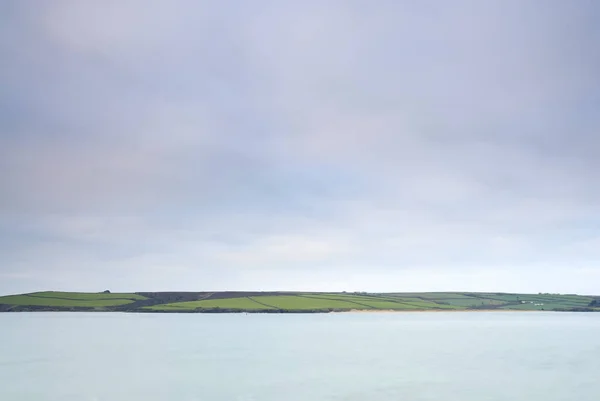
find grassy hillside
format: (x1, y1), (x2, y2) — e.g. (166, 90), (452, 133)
(0, 291), (146, 310)
(0, 291), (598, 313)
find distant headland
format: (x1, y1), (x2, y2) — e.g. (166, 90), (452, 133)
(1, 291), (599, 313)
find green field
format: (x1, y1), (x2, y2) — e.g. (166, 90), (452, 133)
(0, 292), (146, 309)
(0, 291), (598, 313)
(299, 294), (461, 310)
(148, 297), (274, 311)
(29, 291), (146, 301)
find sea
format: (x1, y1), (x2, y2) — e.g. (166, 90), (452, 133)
(1, 311), (599, 401)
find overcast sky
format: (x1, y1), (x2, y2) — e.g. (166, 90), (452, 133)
(1, 1), (599, 295)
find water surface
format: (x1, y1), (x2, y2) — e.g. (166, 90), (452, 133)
(1, 312), (599, 401)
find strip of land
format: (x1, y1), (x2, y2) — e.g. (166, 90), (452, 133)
(1, 291), (599, 313)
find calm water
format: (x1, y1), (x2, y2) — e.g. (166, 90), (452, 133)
(1, 312), (599, 401)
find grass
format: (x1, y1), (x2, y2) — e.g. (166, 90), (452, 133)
(377, 292), (596, 310)
(29, 291), (146, 300)
(421, 297), (507, 307)
(148, 295), (360, 311)
(305, 294), (462, 310)
(0, 292), (146, 308)
(147, 297), (273, 311)
(151, 294), (465, 311)
(392, 292), (477, 300)
(1, 291), (596, 312)
(474, 293), (594, 310)
(253, 295), (361, 310)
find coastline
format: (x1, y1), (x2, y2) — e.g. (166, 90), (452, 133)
(344, 309), (545, 313)
(1, 291), (597, 313)
(0, 307), (583, 313)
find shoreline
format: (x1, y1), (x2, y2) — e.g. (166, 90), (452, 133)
(344, 309), (545, 313)
(0, 308), (581, 314)
(2, 291), (597, 313)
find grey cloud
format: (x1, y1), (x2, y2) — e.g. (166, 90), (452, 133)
(1, 1), (600, 294)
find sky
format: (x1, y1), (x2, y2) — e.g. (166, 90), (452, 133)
(1, 1), (600, 295)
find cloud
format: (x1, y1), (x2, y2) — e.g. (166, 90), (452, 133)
(1, 1), (600, 294)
